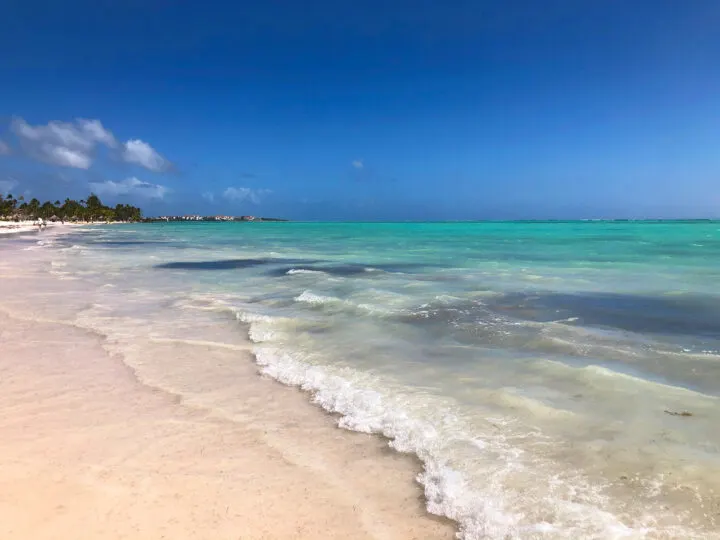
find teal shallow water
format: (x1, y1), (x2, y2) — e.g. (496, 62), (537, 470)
(12, 221), (720, 539)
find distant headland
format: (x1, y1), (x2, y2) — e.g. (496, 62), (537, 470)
(145, 215), (288, 223)
(2, 192), (288, 224)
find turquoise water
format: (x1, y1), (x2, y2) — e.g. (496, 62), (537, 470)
(20, 222), (720, 538)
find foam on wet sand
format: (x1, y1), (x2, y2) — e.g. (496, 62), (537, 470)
(0, 245), (453, 539)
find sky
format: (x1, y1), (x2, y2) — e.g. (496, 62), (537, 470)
(1, 0), (719, 220)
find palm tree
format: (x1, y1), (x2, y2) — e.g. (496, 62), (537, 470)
(3, 192), (142, 222)
(39, 201), (56, 219)
(27, 198), (40, 218)
(1, 194), (18, 216)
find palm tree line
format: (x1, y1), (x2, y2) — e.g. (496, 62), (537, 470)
(0, 193), (142, 222)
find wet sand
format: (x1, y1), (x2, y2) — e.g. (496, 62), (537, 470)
(0, 248), (454, 539)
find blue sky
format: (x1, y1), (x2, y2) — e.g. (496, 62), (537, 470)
(1, 0), (719, 220)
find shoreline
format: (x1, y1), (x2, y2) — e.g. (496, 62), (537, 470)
(0, 237), (455, 540)
(0, 220), (89, 236)
(0, 220), (44, 235)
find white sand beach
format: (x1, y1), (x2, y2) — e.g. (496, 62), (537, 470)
(0, 220), (91, 236)
(0, 220), (44, 235)
(0, 234), (453, 540)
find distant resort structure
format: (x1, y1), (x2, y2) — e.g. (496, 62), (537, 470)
(147, 215), (288, 222)
(1, 191), (288, 224)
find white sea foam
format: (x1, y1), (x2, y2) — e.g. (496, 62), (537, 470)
(238, 312), (287, 343)
(234, 310), (277, 324)
(355, 303), (396, 315)
(22, 238), (55, 250)
(286, 268), (326, 275)
(294, 290), (400, 316)
(174, 296), (288, 342)
(294, 290), (341, 305)
(249, 335), (661, 539)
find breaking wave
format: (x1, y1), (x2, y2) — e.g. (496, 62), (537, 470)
(239, 309), (685, 540)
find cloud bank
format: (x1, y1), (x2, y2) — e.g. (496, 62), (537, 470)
(9, 117), (170, 172)
(222, 187), (271, 204)
(89, 177), (169, 199)
(0, 140), (11, 155)
(123, 139), (170, 172)
(11, 118), (116, 169)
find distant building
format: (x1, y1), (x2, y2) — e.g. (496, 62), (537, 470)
(146, 214), (285, 222)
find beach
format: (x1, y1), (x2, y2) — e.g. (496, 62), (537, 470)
(0, 230), (453, 540)
(0, 220), (88, 236)
(0, 220), (45, 235)
(2, 222), (720, 539)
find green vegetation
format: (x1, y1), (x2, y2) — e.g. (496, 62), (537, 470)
(0, 193), (142, 222)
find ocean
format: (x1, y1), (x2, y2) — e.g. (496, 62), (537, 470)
(9, 221), (720, 539)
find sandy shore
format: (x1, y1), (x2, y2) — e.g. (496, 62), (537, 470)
(0, 239), (454, 539)
(0, 220), (85, 235)
(0, 220), (43, 235)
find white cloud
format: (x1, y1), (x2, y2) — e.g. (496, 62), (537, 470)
(44, 144), (92, 169)
(0, 178), (19, 194)
(9, 117), (171, 173)
(223, 187), (271, 204)
(89, 177), (169, 199)
(123, 139), (169, 172)
(352, 159), (364, 169)
(202, 191), (215, 203)
(11, 117), (117, 169)
(79, 119), (117, 148)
